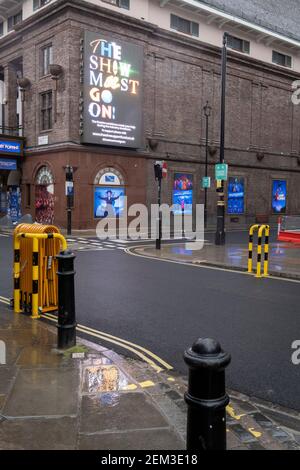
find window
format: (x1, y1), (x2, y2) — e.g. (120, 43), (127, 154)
(227, 34), (250, 54)
(41, 44), (53, 76)
(102, 0), (130, 9)
(7, 11), (22, 32)
(40, 91), (53, 131)
(0, 22), (3, 37)
(33, 0), (51, 11)
(272, 50), (292, 68)
(170, 14), (199, 37)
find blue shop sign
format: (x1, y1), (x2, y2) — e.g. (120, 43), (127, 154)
(0, 139), (22, 156)
(0, 159), (17, 170)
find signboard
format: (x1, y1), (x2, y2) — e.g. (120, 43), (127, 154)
(227, 177), (245, 214)
(0, 159), (17, 171)
(202, 176), (211, 189)
(0, 138), (23, 157)
(81, 31), (143, 148)
(38, 135), (49, 146)
(65, 181), (74, 197)
(272, 180), (287, 214)
(215, 163), (228, 181)
(172, 173), (193, 215)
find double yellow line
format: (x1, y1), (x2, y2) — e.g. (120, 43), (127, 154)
(0, 296), (173, 373)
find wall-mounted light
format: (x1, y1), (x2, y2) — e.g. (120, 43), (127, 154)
(17, 77), (31, 102)
(17, 77), (31, 134)
(50, 64), (63, 122)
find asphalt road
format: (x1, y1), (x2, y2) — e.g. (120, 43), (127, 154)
(1, 231), (299, 410)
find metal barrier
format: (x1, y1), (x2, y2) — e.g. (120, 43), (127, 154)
(248, 224), (270, 278)
(13, 224), (67, 319)
(278, 216), (300, 242)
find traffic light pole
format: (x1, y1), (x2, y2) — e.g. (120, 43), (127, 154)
(65, 166), (74, 236)
(215, 33), (228, 246)
(156, 176), (162, 250)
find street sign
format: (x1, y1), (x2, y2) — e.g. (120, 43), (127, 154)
(215, 163), (228, 181)
(202, 176), (211, 189)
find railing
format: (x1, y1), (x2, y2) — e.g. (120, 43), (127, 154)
(0, 126), (24, 137)
(280, 216), (300, 232)
(278, 216), (300, 242)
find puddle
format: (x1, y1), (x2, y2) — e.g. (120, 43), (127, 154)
(81, 355), (130, 405)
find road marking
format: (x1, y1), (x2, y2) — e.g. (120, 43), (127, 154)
(125, 246), (300, 284)
(0, 294), (173, 372)
(226, 405), (246, 421)
(139, 380), (155, 388)
(42, 311), (173, 372)
(123, 383), (138, 391)
(248, 428), (262, 438)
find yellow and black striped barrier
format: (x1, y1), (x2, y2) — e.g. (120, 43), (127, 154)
(248, 224), (270, 278)
(13, 225), (67, 319)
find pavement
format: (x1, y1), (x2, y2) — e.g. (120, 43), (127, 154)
(1, 304), (300, 450)
(130, 238), (300, 280)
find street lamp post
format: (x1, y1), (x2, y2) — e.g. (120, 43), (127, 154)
(203, 101), (212, 229)
(215, 32), (228, 246)
(65, 165), (74, 236)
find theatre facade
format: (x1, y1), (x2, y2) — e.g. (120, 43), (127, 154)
(1, 0), (300, 230)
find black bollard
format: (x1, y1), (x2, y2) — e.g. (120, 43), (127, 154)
(56, 250), (77, 349)
(183, 338), (231, 451)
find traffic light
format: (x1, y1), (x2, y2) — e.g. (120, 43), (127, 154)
(154, 161), (167, 181)
(154, 162), (163, 181)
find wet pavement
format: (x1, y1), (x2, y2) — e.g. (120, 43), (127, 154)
(0, 305), (300, 450)
(131, 241), (300, 279)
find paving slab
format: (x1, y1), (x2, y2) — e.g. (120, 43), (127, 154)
(78, 428), (185, 451)
(3, 368), (80, 417)
(0, 417), (78, 450)
(0, 366), (18, 394)
(80, 393), (170, 434)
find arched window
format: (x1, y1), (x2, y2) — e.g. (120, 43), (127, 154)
(35, 165), (54, 224)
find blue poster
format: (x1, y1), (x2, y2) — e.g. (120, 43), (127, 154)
(272, 180), (287, 214)
(0, 159), (17, 170)
(172, 190), (193, 215)
(94, 187), (125, 218)
(7, 186), (22, 222)
(228, 177), (245, 214)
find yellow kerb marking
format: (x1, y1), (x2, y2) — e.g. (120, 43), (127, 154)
(248, 428), (262, 438)
(123, 384), (138, 391)
(139, 380), (155, 388)
(226, 405), (246, 421)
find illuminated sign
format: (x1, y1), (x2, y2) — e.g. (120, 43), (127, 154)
(272, 180), (287, 214)
(0, 159), (17, 170)
(227, 177), (245, 215)
(81, 31), (143, 148)
(0, 139), (23, 156)
(172, 173), (193, 215)
(94, 187), (125, 218)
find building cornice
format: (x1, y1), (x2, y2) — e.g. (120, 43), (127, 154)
(0, 0), (299, 81)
